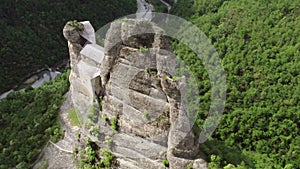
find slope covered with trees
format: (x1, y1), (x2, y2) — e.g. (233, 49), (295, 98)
(0, 0), (136, 94)
(172, 0), (300, 168)
(0, 70), (69, 169)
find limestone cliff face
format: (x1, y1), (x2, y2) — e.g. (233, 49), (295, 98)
(63, 21), (103, 121)
(63, 19), (207, 169)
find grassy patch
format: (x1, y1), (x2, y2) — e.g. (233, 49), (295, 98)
(139, 46), (149, 52)
(68, 108), (82, 126)
(110, 116), (118, 131)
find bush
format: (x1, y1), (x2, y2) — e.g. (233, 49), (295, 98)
(162, 159), (169, 167)
(79, 140), (114, 169)
(102, 114), (108, 122)
(143, 112), (150, 120)
(110, 116), (118, 131)
(100, 150), (114, 168)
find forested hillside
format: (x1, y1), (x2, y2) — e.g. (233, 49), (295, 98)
(0, 0), (136, 94)
(172, 0), (300, 168)
(0, 70), (69, 169)
(0, 1), (136, 168)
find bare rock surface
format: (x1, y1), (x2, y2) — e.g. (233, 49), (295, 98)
(98, 18), (207, 169)
(33, 143), (76, 169)
(38, 18), (208, 169)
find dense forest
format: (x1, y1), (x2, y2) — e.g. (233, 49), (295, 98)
(172, 0), (300, 168)
(0, 0), (136, 94)
(0, 1), (136, 168)
(0, 70), (69, 169)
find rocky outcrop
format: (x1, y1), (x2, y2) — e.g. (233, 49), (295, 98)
(63, 21), (103, 119)
(63, 19), (207, 169)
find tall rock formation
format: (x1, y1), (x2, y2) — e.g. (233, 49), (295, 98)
(63, 19), (207, 169)
(63, 21), (103, 120)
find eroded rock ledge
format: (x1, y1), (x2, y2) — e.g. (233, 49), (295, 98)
(63, 19), (207, 169)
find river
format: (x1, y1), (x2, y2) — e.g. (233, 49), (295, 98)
(0, 67), (62, 99)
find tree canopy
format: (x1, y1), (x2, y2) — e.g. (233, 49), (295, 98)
(0, 70), (70, 169)
(0, 0), (136, 94)
(172, 0), (300, 168)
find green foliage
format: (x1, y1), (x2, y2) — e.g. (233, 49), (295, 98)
(102, 114), (108, 122)
(48, 125), (65, 143)
(15, 162), (31, 169)
(151, 71), (157, 76)
(73, 147), (79, 155)
(103, 136), (113, 147)
(155, 114), (168, 124)
(68, 108), (82, 126)
(200, 140), (252, 167)
(68, 20), (84, 31)
(79, 139), (114, 169)
(0, 70), (70, 168)
(171, 76), (179, 82)
(0, 0), (137, 94)
(80, 144), (97, 168)
(186, 163), (193, 169)
(162, 159), (169, 167)
(171, 0), (196, 18)
(110, 116), (118, 131)
(85, 122), (93, 131)
(86, 103), (100, 137)
(88, 104), (98, 123)
(145, 68), (150, 73)
(89, 126), (100, 138)
(172, 0), (300, 168)
(100, 150), (114, 168)
(208, 155), (222, 169)
(144, 112), (150, 120)
(98, 97), (103, 111)
(163, 75), (168, 81)
(139, 46), (149, 52)
(99, 38), (105, 47)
